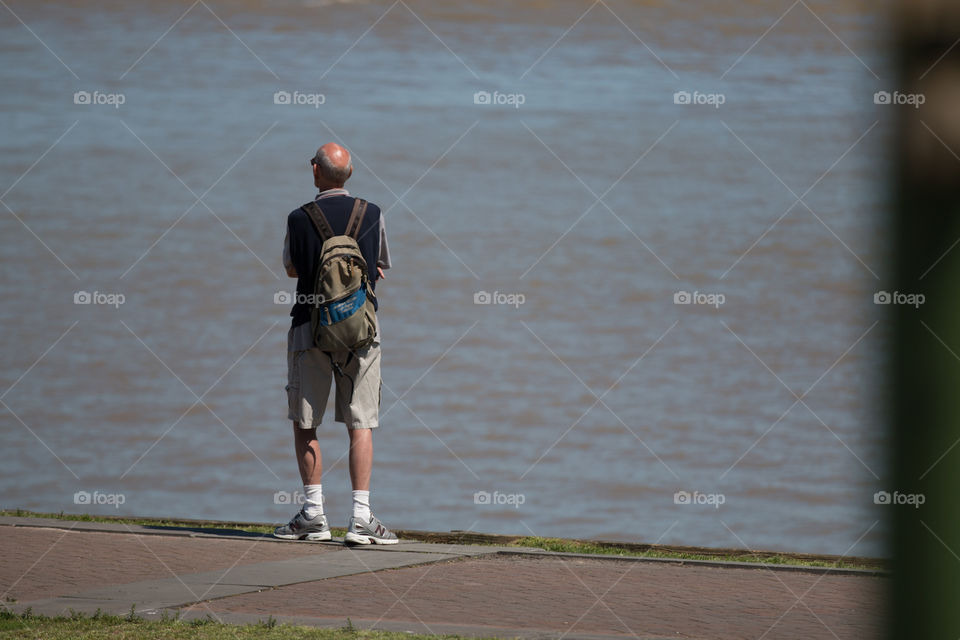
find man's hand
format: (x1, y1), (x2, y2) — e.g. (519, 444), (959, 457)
(377, 267), (385, 280)
(286, 265), (298, 278)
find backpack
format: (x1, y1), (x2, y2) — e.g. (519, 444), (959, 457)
(301, 198), (377, 355)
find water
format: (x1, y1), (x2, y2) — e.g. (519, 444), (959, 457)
(0, 0), (896, 555)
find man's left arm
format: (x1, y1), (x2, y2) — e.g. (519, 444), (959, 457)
(283, 228), (297, 278)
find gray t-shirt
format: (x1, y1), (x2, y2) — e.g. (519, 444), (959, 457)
(284, 189), (390, 351)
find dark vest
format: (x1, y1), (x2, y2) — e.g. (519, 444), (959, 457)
(287, 195), (382, 328)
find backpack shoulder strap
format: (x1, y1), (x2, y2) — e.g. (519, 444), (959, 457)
(344, 198), (368, 240)
(302, 201), (335, 242)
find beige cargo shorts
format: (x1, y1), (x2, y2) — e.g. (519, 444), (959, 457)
(286, 324), (381, 430)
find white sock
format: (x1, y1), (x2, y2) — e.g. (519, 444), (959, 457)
(303, 484), (324, 519)
(352, 490), (371, 521)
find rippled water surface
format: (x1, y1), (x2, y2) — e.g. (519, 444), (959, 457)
(0, 0), (896, 555)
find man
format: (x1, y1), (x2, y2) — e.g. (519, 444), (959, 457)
(274, 142), (397, 545)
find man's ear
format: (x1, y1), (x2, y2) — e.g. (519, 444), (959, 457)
(347, 166), (353, 181)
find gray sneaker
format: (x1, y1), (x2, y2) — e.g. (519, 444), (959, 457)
(344, 513), (399, 545)
(273, 508), (331, 541)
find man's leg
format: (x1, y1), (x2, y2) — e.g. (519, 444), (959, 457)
(273, 421), (330, 540)
(293, 423), (325, 521)
(274, 343), (332, 541)
(344, 424), (394, 544)
(295, 422), (323, 484)
(348, 427), (373, 524)
(341, 341), (397, 545)
(347, 426), (371, 491)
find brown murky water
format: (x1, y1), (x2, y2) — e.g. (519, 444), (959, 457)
(0, 0), (896, 554)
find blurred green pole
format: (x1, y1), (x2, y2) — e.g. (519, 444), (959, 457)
(891, 2), (960, 638)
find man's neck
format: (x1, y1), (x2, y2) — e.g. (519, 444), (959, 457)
(316, 187), (349, 199)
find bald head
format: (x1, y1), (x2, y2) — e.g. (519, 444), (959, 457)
(312, 142), (353, 189)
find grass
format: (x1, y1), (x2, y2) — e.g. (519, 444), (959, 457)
(0, 509), (887, 571)
(506, 536), (884, 571)
(0, 610), (487, 640)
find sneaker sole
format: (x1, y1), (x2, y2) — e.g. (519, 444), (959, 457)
(343, 531), (399, 545)
(273, 531), (332, 542)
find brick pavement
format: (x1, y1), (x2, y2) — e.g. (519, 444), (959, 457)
(189, 553), (885, 639)
(0, 519), (886, 639)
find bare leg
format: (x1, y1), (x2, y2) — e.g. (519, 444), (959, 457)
(293, 422), (322, 485)
(348, 427), (372, 491)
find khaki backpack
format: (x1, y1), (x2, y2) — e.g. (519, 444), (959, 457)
(301, 198), (377, 355)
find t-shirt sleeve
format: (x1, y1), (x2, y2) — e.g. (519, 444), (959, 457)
(377, 214), (391, 270)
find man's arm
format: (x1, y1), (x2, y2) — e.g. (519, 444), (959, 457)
(376, 214), (390, 281)
(283, 229), (297, 278)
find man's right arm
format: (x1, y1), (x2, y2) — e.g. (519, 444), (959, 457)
(376, 213), (390, 281)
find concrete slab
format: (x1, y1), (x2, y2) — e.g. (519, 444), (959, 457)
(9, 540), (462, 619)
(0, 516), (274, 542)
(176, 550), (462, 588)
(0, 518), (510, 557)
